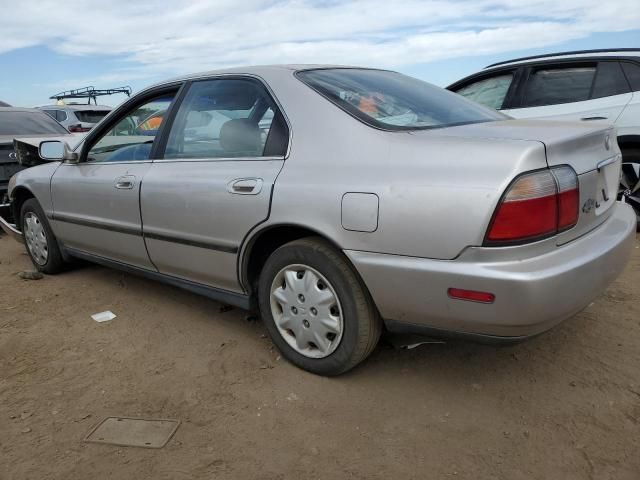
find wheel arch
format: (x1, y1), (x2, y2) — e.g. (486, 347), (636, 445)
(10, 186), (36, 229)
(240, 223), (349, 302)
(618, 134), (640, 153)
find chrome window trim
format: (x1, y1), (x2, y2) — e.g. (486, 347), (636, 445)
(64, 159), (155, 166)
(75, 157), (285, 166)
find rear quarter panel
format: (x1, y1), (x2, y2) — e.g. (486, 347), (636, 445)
(254, 70), (549, 260)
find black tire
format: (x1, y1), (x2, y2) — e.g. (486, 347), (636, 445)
(620, 147), (640, 231)
(20, 198), (65, 274)
(258, 237), (382, 376)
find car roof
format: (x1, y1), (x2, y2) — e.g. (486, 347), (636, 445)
(484, 48), (640, 69)
(0, 106), (46, 113)
(37, 104), (112, 111)
(141, 64), (384, 91)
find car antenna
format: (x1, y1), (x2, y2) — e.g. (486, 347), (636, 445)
(49, 86), (132, 105)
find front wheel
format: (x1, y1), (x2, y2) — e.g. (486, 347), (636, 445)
(258, 237), (381, 376)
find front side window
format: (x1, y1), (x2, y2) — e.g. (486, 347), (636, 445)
(297, 68), (504, 130)
(522, 66), (596, 107)
(455, 74), (513, 110)
(86, 93), (175, 163)
(164, 78), (287, 159)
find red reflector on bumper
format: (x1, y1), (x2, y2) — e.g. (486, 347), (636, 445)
(447, 288), (495, 304)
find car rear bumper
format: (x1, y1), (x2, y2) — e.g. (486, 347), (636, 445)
(345, 202), (636, 339)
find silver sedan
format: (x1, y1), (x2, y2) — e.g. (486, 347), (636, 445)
(1, 66), (636, 375)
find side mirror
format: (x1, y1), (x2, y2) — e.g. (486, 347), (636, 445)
(39, 140), (79, 163)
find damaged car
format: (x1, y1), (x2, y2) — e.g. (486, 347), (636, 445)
(0, 106), (73, 221)
(0, 66), (636, 375)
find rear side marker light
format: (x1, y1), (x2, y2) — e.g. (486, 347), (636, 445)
(447, 288), (496, 304)
(486, 166), (579, 245)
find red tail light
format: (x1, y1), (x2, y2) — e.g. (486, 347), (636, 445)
(68, 124), (91, 133)
(485, 166), (579, 245)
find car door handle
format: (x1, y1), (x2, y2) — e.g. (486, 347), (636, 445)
(581, 116), (608, 121)
(114, 175), (136, 189)
(227, 178), (263, 195)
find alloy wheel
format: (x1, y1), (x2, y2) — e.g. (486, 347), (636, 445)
(269, 264), (344, 359)
(619, 162), (640, 222)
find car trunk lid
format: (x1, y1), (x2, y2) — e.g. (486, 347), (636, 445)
(424, 119), (621, 244)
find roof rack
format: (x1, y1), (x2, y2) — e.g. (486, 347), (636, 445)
(485, 48), (640, 69)
(49, 86), (132, 105)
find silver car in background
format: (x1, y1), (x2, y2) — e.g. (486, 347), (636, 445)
(38, 104), (112, 133)
(1, 65), (636, 375)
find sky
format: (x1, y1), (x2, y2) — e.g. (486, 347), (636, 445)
(0, 0), (638, 107)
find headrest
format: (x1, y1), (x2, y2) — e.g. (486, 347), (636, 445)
(219, 118), (260, 155)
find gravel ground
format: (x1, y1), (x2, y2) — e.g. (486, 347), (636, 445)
(1, 233), (639, 479)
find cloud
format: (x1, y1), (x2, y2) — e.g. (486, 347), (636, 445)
(1, 0), (638, 82)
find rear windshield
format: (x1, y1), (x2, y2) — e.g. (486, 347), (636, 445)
(0, 111), (69, 135)
(297, 68), (505, 130)
(75, 110), (110, 123)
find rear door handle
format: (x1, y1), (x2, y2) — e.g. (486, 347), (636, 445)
(581, 116), (608, 121)
(114, 175), (136, 189)
(227, 178), (263, 195)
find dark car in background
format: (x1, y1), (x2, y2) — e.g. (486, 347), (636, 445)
(0, 107), (72, 216)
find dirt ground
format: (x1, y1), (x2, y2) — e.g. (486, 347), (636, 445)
(1, 233), (639, 480)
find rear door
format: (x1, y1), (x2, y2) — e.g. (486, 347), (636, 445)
(50, 88), (180, 268)
(504, 61), (633, 124)
(141, 77), (289, 293)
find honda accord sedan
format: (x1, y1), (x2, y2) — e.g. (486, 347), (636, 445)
(1, 65), (636, 375)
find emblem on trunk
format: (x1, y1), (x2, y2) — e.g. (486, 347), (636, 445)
(8, 152), (17, 159)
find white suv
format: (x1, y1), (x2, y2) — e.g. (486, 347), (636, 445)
(448, 48), (640, 225)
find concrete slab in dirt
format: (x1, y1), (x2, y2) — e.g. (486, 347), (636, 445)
(84, 417), (180, 448)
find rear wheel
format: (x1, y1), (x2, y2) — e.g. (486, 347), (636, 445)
(258, 237), (381, 376)
(619, 148), (640, 231)
(20, 198), (65, 274)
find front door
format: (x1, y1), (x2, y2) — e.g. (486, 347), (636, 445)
(140, 77), (290, 292)
(50, 91), (179, 268)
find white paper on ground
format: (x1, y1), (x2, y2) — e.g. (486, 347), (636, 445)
(91, 311), (117, 322)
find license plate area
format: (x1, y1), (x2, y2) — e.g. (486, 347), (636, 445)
(594, 155), (620, 216)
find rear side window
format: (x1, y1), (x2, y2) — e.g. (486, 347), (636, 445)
(75, 110), (109, 123)
(591, 62), (630, 98)
(164, 78), (288, 159)
(297, 68), (504, 130)
(621, 62), (640, 91)
(56, 110), (68, 122)
(454, 74), (513, 110)
(522, 66), (596, 107)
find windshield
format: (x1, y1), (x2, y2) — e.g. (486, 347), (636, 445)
(75, 110), (110, 123)
(297, 68), (505, 130)
(0, 110), (69, 135)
